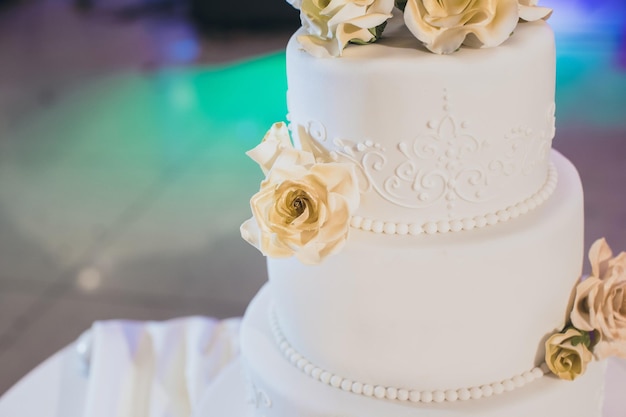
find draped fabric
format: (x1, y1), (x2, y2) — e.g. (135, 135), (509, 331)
(81, 317), (241, 417)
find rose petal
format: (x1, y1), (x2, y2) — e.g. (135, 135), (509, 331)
(463, 0), (518, 48)
(519, 4), (552, 22)
(337, 23), (376, 47)
(269, 154), (315, 180)
(369, 0), (394, 15)
(609, 252), (626, 276)
(589, 238), (613, 279)
(264, 232), (296, 258)
(431, 26), (472, 54)
(246, 122), (294, 174)
(344, 11), (392, 29)
(326, 2), (368, 29)
(571, 276), (601, 332)
(297, 34), (341, 57)
(310, 163), (360, 211)
(240, 218), (261, 249)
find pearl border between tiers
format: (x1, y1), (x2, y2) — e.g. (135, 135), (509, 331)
(269, 307), (549, 403)
(350, 163), (558, 235)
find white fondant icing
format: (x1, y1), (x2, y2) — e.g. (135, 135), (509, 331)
(268, 151), (584, 392)
(347, 162), (557, 234)
(240, 285), (606, 417)
(268, 305), (548, 403)
(287, 19), (556, 227)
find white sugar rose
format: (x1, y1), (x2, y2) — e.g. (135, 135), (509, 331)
(518, 0), (552, 22)
(402, 0), (519, 54)
(545, 328), (593, 381)
(241, 160), (359, 264)
(246, 122), (315, 175)
(289, 0), (394, 57)
(570, 238), (626, 359)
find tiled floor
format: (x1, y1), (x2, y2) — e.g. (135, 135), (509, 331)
(1, 0), (625, 396)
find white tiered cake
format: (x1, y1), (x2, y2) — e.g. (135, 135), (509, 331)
(229, 1), (626, 416)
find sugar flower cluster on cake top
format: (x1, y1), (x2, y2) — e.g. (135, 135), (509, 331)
(287, 0), (552, 56)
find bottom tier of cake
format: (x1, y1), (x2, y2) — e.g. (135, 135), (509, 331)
(240, 285), (606, 417)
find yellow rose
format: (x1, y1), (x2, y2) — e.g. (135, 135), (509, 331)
(241, 161), (359, 264)
(545, 328), (593, 381)
(570, 238), (626, 359)
(241, 123), (360, 264)
(289, 0), (394, 57)
(518, 0), (552, 22)
(402, 0), (519, 54)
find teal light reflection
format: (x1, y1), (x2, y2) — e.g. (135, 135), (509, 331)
(545, 0), (626, 128)
(150, 52), (288, 181)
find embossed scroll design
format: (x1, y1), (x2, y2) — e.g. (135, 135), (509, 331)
(294, 94), (556, 213)
(246, 379), (272, 416)
(383, 111), (488, 209)
(490, 102), (555, 177)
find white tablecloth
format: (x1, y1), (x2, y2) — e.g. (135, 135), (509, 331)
(0, 346), (87, 417)
(0, 317), (241, 417)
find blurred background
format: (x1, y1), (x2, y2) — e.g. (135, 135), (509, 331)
(0, 0), (624, 394)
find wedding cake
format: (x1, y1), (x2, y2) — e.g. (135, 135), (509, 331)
(235, 1), (626, 416)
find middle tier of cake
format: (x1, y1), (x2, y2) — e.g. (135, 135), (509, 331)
(267, 150), (583, 393)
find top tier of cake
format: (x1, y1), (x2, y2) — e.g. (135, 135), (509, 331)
(287, 18), (556, 233)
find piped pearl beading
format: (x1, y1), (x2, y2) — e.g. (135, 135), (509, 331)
(350, 163), (558, 235)
(269, 308), (548, 403)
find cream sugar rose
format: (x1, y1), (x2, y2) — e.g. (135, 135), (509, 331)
(286, 0), (553, 57)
